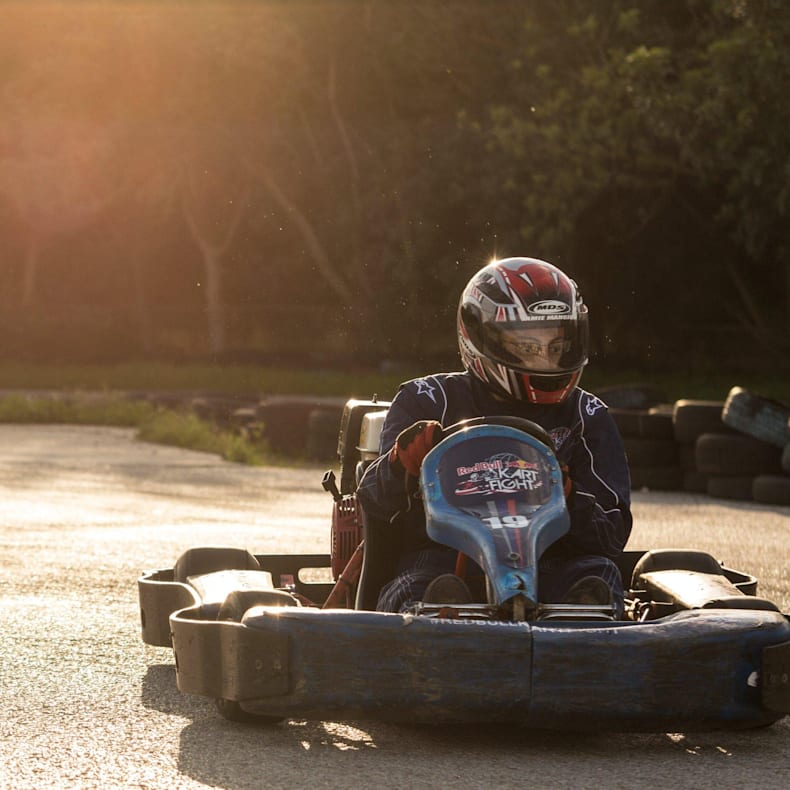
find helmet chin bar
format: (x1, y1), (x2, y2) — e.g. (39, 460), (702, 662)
(531, 373), (573, 392)
(473, 362), (581, 405)
(518, 370), (581, 405)
(457, 257), (590, 408)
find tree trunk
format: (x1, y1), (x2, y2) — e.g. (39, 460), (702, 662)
(180, 175), (249, 357)
(201, 249), (225, 356)
(22, 235), (40, 307)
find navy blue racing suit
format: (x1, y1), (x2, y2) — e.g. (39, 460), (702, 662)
(356, 371), (632, 612)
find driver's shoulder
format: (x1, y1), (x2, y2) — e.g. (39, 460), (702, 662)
(398, 371), (470, 402)
(570, 388), (610, 422)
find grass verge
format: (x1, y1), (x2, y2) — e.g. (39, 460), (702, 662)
(0, 393), (272, 465)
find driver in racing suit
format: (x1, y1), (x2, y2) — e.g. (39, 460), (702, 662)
(356, 257), (632, 614)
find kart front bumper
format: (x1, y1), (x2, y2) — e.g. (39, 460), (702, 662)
(168, 604), (790, 731)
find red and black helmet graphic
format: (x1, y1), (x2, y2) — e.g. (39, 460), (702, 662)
(457, 257), (589, 404)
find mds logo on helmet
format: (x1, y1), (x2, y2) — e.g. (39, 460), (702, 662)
(527, 300), (570, 315)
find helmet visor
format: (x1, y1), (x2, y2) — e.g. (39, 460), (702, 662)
(481, 314), (588, 374)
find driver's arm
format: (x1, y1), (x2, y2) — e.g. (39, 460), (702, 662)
(554, 406), (632, 559)
(356, 387), (439, 522)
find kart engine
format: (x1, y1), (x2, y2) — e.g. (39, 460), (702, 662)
(330, 492), (364, 580)
(323, 469), (365, 580)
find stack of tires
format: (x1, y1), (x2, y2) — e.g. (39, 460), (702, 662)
(614, 405), (683, 491)
(720, 387), (790, 506)
(602, 385), (682, 492)
(604, 383), (790, 505)
(672, 399), (739, 495)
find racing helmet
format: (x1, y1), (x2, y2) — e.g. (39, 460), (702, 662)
(457, 257), (589, 404)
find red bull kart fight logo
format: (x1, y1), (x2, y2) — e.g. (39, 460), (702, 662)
(454, 453), (543, 496)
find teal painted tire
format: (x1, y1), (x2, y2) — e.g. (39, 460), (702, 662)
(722, 387), (790, 448)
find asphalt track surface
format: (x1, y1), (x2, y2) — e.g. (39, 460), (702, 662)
(0, 424), (788, 790)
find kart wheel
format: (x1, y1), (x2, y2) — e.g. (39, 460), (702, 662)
(722, 387), (790, 448)
(631, 549), (722, 587)
(217, 589), (298, 621)
(173, 547), (260, 583)
(215, 698), (285, 725)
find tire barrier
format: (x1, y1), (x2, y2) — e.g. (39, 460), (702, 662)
(306, 408), (344, 461)
(722, 386), (790, 448)
(144, 386), (790, 508)
(607, 388), (790, 505)
(707, 474), (757, 502)
(597, 383), (668, 411)
(255, 396), (345, 456)
(672, 400), (735, 444)
(752, 474), (790, 506)
(615, 406), (683, 492)
(629, 465), (684, 491)
(695, 432), (782, 477)
(610, 407), (674, 440)
(622, 436), (679, 467)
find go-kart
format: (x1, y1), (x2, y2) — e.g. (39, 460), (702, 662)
(138, 399), (790, 730)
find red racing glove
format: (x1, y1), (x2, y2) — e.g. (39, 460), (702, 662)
(389, 420), (443, 477)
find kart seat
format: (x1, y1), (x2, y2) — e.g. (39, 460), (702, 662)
(355, 511), (403, 611)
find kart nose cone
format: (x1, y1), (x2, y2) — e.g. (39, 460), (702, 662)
(499, 570), (537, 607)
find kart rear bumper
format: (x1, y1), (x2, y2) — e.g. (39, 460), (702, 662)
(169, 604), (790, 730)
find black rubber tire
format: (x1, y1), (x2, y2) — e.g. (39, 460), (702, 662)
(622, 437), (678, 467)
(695, 433), (782, 477)
(306, 408), (342, 461)
(215, 698), (285, 725)
(676, 443), (698, 472)
(596, 383), (667, 410)
(752, 474), (790, 506)
(631, 549), (721, 587)
(783, 444), (790, 474)
(217, 589), (299, 621)
(256, 397), (344, 456)
(191, 396), (255, 428)
(722, 387), (790, 448)
(611, 408), (674, 440)
(629, 465), (684, 491)
(173, 547), (260, 583)
(707, 475), (755, 501)
(214, 591), (294, 725)
(672, 400), (734, 444)
(682, 469), (709, 493)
